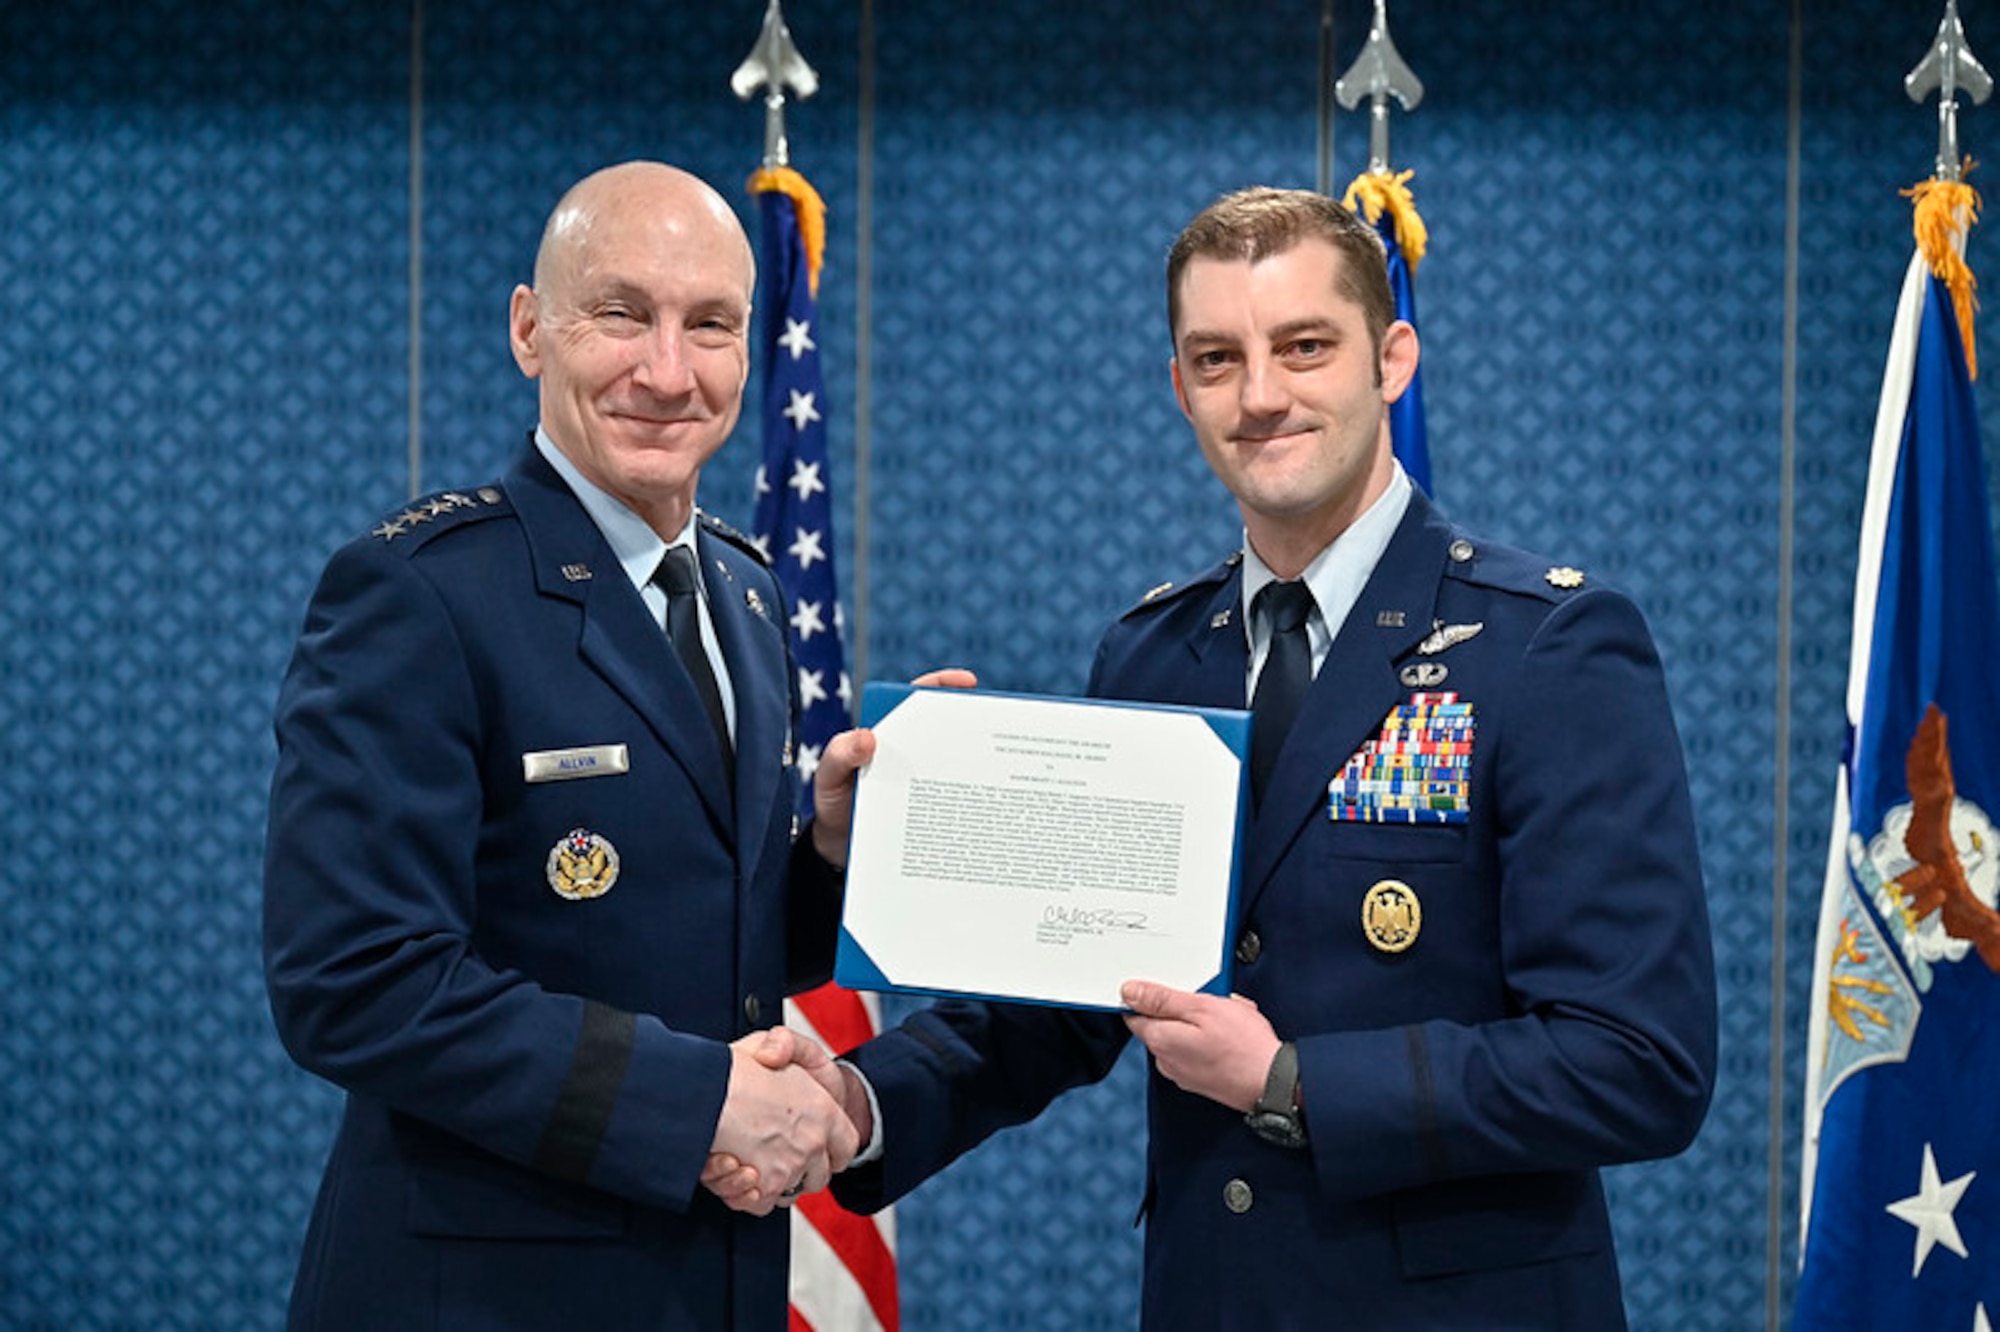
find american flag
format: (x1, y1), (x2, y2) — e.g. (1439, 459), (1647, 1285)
(746, 164), (899, 1332)
(1796, 169), (2000, 1331)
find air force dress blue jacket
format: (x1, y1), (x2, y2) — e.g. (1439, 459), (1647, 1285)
(833, 490), (1718, 1330)
(264, 440), (839, 1330)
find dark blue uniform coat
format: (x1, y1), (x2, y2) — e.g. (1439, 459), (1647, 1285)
(835, 491), (1717, 1330)
(264, 441), (839, 1330)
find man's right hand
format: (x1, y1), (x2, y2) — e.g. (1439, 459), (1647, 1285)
(706, 1028), (860, 1216)
(703, 1027), (872, 1213)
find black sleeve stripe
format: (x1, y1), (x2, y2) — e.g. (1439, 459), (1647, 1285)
(533, 1001), (636, 1182)
(1405, 1024), (1449, 1181)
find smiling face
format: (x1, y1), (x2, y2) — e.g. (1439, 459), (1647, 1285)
(509, 163), (755, 538)
(1170, 236), (1417, 577)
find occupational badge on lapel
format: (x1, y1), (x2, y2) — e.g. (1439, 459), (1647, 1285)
(1415, 620), (1483, 655)
(1329, 692), (1475, 824)
(745, 587), (770, 621)
(546, 828), (620, 900)
(1400, 661), (1449, 689)
(1401, 621), (1483, 688)
(1362, 879), (1422, 953)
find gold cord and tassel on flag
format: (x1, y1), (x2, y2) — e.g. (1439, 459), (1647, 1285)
(1341, 167), (1427, 274)
(749, 165), (827, 295)
(1906, 164), (1982, 378)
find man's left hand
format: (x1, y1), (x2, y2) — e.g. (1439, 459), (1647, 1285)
(1121, 980), (1282, 1113)
(811, 667), (978, 866)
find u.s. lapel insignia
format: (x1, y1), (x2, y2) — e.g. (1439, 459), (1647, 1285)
(1400, 661), (1449, 689)
(1362, 879), (1421, 953)
(1546, 566), (1586, 589)
(745, 586), (769, 620)
(560, 563), (592, 582)
(1415, 620), (1483, 655)
(546, 828), (620, 900)
(1211, 609), (1232, 630)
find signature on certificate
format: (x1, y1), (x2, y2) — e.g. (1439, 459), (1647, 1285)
(1035, 903), (1152, 946)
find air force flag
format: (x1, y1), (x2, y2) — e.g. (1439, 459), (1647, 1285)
(1797, 174), (2000, 1331)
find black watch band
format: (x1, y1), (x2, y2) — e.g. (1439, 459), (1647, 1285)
(1244, 1041), (1307, 1148)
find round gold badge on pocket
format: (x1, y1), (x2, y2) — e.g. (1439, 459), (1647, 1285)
(547, 828), (620, 900)
(1362, 879), (1421, 953)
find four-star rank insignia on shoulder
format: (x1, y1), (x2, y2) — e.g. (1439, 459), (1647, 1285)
(372, 488), (505, 542)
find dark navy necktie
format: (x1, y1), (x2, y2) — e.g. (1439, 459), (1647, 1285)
(655, 544), (734, 783)
(1250, 580), (1315, 809)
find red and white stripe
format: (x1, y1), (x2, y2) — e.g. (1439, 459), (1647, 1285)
(785, 982), (898, 1332)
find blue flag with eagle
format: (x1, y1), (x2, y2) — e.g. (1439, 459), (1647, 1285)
(1797, 172), (2000, 1331)
(748, 166), (850, 810)
(1342, 167), (1431, 495)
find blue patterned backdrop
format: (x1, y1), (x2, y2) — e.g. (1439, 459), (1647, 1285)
(2, 1), (1994, 1327)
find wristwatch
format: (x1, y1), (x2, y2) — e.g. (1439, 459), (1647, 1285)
(1244, 1040), (1308, 1149)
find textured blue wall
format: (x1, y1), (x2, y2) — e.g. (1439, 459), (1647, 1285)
(2, 1), (1993, 1327)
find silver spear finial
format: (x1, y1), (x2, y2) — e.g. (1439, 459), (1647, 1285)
(731, 0), (819, 170)
(1334, 0), (1424, 175)
(1906, 0), (1991, 182)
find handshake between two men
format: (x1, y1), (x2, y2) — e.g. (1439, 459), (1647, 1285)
(700, 977), (1290, 1216)
(696, 665), (974, 1217)
(703, 1025), (872, 1216)
(696, 661), (1296, 1217)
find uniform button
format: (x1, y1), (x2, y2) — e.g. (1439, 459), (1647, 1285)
(1223, 1178), (1254, 1214)
(743, 993), (762, 1026)
(1448, 538), (1475, 563)
(1235, 929), (1262, 965)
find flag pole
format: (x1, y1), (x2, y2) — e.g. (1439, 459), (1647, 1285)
(732, 8), (900, 1329)
(731, 0), (818, 170)
(1795, 7), (2000, 1328)
(1333, 0), (1433, 495)
(1333, 0), (1423, 177)
(1907, 0), (1993, 186)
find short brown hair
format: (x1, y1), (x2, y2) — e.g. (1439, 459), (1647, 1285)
(1166, 187), (1394, 351)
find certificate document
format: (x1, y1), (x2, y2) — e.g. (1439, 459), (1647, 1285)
(835, 682), (1249, 1011)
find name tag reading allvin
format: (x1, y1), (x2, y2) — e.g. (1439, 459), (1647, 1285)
(522, 744), (630, 784)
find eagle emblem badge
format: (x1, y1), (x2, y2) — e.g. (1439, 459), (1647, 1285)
(546, 828), (621, 901)
(1362, 879), (1422, 954)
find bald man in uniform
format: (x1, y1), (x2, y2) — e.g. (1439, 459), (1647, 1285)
(264, 161), (905, 1331)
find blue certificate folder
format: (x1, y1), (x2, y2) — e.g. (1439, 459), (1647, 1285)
(834, 681), (1250, 1012)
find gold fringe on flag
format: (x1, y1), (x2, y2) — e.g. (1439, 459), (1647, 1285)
(1341, 168), (1428, 274)
(1906, 163), (1982, 379)
(747, 165), (827, 297)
